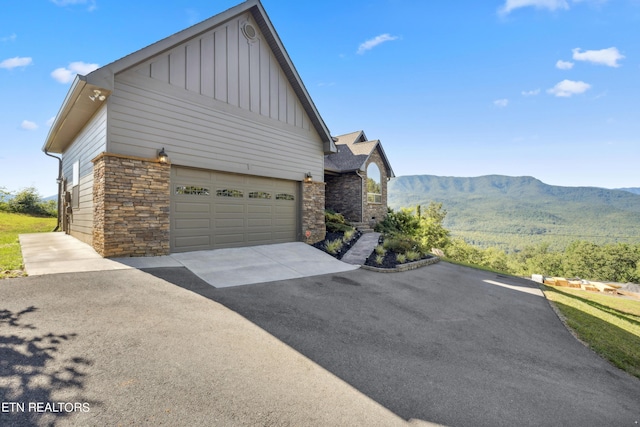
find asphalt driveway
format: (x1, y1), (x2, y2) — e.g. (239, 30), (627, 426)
(0, 269), (408, 427)
(167, 261), (640, 427)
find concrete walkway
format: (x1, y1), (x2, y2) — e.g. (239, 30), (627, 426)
(341, 232), (381, 265)
(19, 232), (358, 287)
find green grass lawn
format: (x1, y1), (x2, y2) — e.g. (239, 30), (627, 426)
(0, 212), (56, 279)
(543, 284), (640, 379)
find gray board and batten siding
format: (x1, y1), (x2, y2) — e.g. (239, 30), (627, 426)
(61, 106), (107, 244)
(108, 12), (325, 183)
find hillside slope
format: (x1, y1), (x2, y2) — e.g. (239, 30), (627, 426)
(388, 175), (640, 251)
(619, 187), (640, 195)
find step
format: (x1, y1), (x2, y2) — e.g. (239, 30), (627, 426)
(351, 222), (375, 233)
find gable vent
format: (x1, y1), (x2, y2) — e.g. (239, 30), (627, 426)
(242, 23), (257, 40)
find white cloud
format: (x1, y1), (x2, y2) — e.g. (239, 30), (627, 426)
(51, 61), (99, 83)
(51, 0), (96, 11)
(21, 120), (38, 130)
(494, 99), (509, 107)
(498, 0), (608, 15)
(499, 0), (569, 15)
(547, 79), (591, 97)
(1, 33), (17, 43)
(572, 47), (624, 67)
(0, 56), (33, 70)
(556, 60), (574, 70)
(521, 89), (540, 96)
(357, 34), (399, 55)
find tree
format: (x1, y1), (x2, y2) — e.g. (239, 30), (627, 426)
(8, 187), (46, 215)
(0, 187), (10, 212)
(2, 187), (56, 217)
(417, 202), (450, 250)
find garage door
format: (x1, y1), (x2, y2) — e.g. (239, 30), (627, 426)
(171, 167), (299, 252)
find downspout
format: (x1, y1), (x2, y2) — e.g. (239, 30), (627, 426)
(43, 149), (62, 232)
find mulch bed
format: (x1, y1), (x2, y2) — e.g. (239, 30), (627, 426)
(312, 230), (363, 260)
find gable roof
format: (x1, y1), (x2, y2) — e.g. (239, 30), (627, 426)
(324, 130), (395, 178)
(44, 0), (335, 154)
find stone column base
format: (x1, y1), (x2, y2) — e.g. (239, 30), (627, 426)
(92, 153), (170, 257)
(301, 181), (326, 244)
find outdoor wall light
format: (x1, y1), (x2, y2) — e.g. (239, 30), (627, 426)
(89, 89), (106, 102)
(158, 148), (169, 163)
(304, 172), (313, 183)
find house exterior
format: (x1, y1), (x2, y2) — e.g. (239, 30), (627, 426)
(43, 0), (335, 257)
(324, 131), (395, 226)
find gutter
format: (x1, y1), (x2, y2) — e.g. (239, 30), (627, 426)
(43, 149), (62, 232)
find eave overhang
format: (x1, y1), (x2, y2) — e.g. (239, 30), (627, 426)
(42, 75), (111, 154)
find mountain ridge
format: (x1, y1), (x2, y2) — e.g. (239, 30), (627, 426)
(388, 174), (640, 252)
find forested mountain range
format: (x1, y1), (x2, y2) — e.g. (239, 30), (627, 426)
(619, 188), (640, 195)
(388, 175), (640, 252)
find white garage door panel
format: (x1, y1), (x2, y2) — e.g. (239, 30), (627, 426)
(171, 166), (299, 252)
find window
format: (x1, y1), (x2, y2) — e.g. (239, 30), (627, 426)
(366, 163), (382, 204)
(249, 191), (272, 199)
(276, 193), (295, 201)
(176, 186), (210, 195)
(216, 189), (244, 198)
(72, 160), (80, 208)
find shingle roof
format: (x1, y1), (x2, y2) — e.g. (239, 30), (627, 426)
(324, 131), (395, 177)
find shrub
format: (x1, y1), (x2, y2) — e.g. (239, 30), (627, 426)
(375, 254), (384, 265)
(406, 250), (421, 261)
(325, 239), (343, 255)
(325, 210), (350, 225)
(327, 222), (353, 233)
(325, 209), (353, 233)
(383, 234), (423, 254)
(342, 229), (355, 243)
(374, 244), (386, 256)
(375, 207), (421, 236)
(396, 253), (407, 264)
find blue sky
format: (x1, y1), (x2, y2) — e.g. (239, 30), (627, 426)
(1, 0), (639, 197)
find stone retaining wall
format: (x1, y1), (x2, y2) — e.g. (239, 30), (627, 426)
(362, 256), (440, 273)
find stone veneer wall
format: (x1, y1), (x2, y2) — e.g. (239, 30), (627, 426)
(92, 153), (170, 257)
(363, 147), (388, 225)
(302, 180), (326, 244)
(324, 173), (362, 223)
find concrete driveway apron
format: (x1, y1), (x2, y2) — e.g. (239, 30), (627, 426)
(19, 232), (357, 286)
